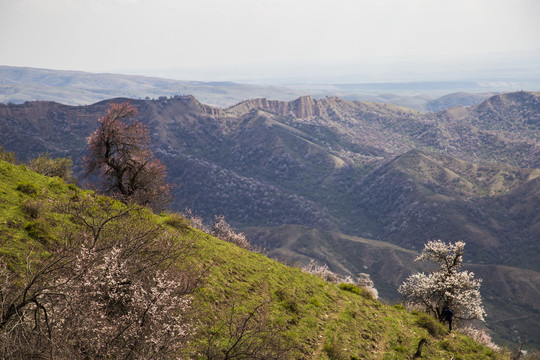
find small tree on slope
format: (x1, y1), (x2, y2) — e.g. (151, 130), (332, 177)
(398, 240), (485, 323)
(84, 101), (171, 209)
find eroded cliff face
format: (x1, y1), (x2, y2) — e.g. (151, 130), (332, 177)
(227, 95), (330, 118)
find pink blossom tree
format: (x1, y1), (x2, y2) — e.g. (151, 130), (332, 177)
(84, 101), (171, 209)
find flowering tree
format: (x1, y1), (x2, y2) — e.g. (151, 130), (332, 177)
(48, 245), (193, 359)
(0, 193), (198, 359)
(210, 215), (251, 250)
(398, 240), (485, 323)
(84, 101), (171, 209)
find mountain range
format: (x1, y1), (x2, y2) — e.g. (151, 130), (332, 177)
(1, 90), (539, 348)
(1, 65), (499, 111)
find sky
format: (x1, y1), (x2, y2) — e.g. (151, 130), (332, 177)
(1, 0), (540, 81)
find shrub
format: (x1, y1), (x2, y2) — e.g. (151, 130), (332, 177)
(27, 154), (76, 183)
(163, 212), (191, 232)
(274, 288), (299, 314)
(356, 273), (379, 299)
(183, 208), (208, 232)
(301, 261), (379, 298)
(16, 182), (39, 195)
(323, 338), (348, 360)
(1, 199), (200, 359)
(23, 220), (52, 244)
(0, 146), (17, 164)
(301, 260), (343, 283)
(339, 283), (361, 294)
(415, 312), (448, 338)
(20, 199), (42, 219)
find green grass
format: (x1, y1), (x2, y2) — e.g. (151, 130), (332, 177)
(0, 159), (510, 359)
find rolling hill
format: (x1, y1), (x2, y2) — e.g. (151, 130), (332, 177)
(1, 91), (539, 348)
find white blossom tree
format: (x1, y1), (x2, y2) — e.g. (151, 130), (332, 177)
(210, 215), (251, 250)
(48, 245), (193, 359)
(398, 240), (485, 323)
(0, 193), (199, 359)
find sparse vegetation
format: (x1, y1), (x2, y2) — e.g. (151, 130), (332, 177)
(302, 259), (379, 299)
(210, 215), (252, 250)
(414, 312), (448, 338)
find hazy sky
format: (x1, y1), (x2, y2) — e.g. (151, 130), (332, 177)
(1, 0), (540, 77)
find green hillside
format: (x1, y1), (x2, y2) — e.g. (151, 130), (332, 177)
(2, 92), (540, 349)
(0, 159), (510, 359)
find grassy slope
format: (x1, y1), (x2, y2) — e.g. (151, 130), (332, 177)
(0, 159), (508, 359)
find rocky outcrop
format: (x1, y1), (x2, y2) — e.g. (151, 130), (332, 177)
(227, 95), (330, 118)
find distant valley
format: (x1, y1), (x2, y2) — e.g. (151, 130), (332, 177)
(1, 87), (540, 348)
(1, 65), (499, 111)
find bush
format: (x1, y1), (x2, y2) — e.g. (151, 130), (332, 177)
(339, 283), (361, 294)
(356, 273), (378, 299)
(323, 338), (348, 360)
(16, 182), (39, 195)
(0, 146), (17, 164)
(20, 199), (42, 219)
(459, 325), (501, 351)
(163, 212), (191, 232)
(183, 208), (208, 232)
(301, 261), (378, 298)
(27, 154), (76, 183)
(301, 260), (343, 283)
(415, 312), (448, 338)
(23, 221), (51, 244)
(1, 198), (200, 359)
(274, 288), (299, 315)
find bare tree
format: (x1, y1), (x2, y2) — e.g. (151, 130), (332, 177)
(200, 298), (292, 360)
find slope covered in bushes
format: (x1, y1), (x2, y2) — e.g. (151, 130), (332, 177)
(0, 159), (509, 359)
